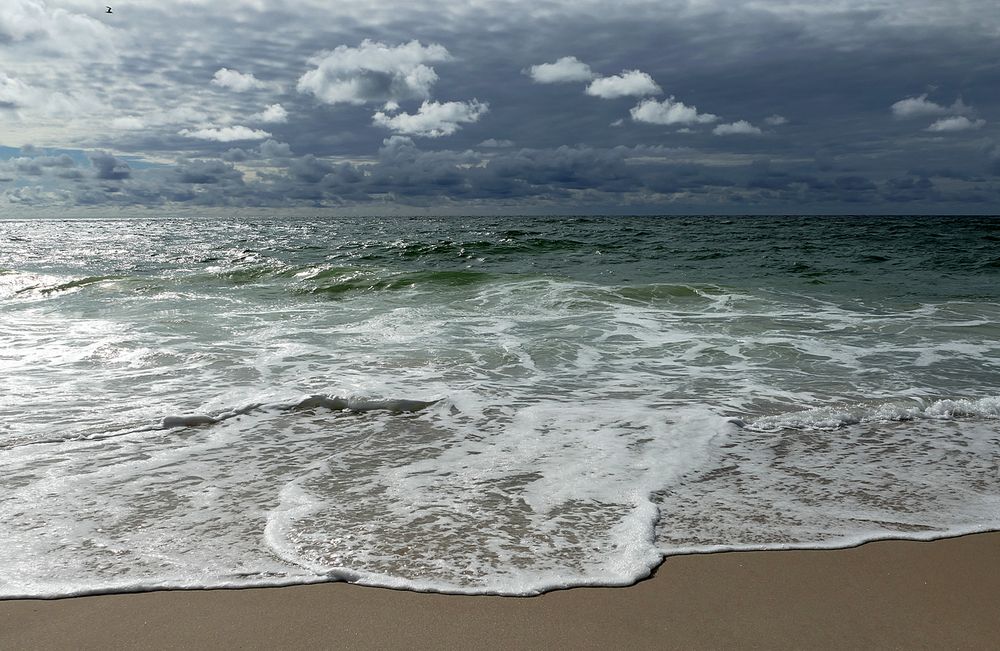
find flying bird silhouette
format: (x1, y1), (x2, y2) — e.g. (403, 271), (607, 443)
(105, 6), (112, 13)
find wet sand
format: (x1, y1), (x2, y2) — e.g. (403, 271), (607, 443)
(2, 532), (998, 650)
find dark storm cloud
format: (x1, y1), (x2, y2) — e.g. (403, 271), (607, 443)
(289, 154), (336, 184)
(176, 159), (243, 185)
(221, 148), (250, 163)
(20, 134), (997, 213)
(89, 152), (131, 180)
(0, 150), (83, 184)
(986, 143), (1000, 176)
(259, 140), (293, 159)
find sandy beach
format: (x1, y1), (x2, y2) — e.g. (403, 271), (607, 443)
(2, 532), (998, 650)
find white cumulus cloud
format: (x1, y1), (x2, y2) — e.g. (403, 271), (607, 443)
(179, 125), (272, 142)
(586, 71), (661, 99)
(630, 97), (718, 125)
(298, 40), (451, 106)
(372, 100), (489, 137)
(713, 120), (762, 135)
(526, 56), (595, 83)
(479, 138), (514, 148)
(212, 68), (268, 92)
(891, 94), (969, 118)
(764, 114), (788, 125)
(252, 103), (288, 123)
(926, 116), (985, 132)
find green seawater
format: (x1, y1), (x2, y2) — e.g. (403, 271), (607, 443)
(0, 215), (998, 596)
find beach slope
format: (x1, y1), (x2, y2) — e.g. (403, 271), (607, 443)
(3, 532), (999, 650)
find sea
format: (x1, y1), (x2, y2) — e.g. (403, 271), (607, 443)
(1, 215), (998, 597)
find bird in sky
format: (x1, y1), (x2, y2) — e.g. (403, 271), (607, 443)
(105, 6), (112, 13)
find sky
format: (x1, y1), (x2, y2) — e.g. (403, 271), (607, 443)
(2, 0), (1000, 214)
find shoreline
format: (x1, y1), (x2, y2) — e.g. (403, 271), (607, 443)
(3, 532), (999, 649)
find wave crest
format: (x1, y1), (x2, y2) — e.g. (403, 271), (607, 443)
(746, 395), (1000, 431)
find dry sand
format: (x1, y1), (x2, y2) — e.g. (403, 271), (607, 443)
(2, 532), (998, 650)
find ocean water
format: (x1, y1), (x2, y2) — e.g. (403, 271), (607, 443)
(1, 215), (998, 597)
